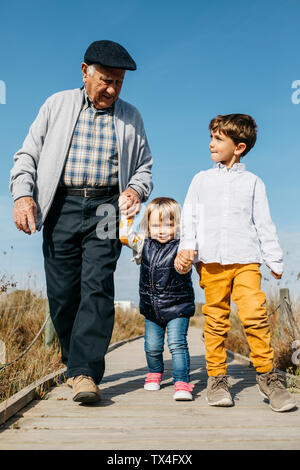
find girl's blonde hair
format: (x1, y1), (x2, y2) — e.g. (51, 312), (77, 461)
(140, 197), (181, 239)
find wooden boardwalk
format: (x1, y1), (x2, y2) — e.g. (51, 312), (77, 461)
(0, 327), (299, 450)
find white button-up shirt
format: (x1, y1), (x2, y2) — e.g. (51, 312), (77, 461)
(178, 162), (283, 274)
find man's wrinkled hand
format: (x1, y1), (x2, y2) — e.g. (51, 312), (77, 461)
(118, 188), (141, 218)
(13, 196), (37, 235)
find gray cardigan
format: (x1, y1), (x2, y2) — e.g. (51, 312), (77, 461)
(9, 87), (153, 230)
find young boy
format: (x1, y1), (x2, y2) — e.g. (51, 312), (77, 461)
(175, 114), (296, 412)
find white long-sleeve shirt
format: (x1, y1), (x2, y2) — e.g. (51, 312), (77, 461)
(178, 162), (283, 274)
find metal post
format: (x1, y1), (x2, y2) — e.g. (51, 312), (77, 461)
(45, 300), (56, 348)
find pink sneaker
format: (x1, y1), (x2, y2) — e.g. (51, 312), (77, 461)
(173, 381), (194, 401)
(144, 372), (163, 391)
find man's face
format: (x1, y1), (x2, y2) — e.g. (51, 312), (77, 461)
(81, 63), (125, 109)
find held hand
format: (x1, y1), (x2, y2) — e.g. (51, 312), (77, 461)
(174, 256), (189, 274)
(13, 196), (37, 235)
(271, 271), (282, 280)
(179, 249), (197, 265)
(174, 250), (197, 273)
(118, 188), (141, 218)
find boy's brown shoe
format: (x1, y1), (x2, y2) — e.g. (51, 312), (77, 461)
(256, 370), (296, 412)
(206, 375), (233, 407)
(72, 375), (102, 403)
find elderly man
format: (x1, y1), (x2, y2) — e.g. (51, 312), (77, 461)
(10, 40), (153, 403)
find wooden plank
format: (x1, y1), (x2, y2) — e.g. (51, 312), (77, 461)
(1, 425), (300, 450)
(0, 368), (66, 426)
(8, 411), (300, 429)
(0, 335), (143, 425)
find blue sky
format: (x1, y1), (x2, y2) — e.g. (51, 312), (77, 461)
(0, 0), (300, 303)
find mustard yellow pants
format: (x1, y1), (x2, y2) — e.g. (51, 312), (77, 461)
(198, 263), (274, 376)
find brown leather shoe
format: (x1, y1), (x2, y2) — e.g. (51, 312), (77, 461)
(72, 375), (102, 403)
(66, 377), (74, 388)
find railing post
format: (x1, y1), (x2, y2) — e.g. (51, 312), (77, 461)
(0, 340), (6, 365)
(280, 288), (299, 339)
(45, 301), (56, 348)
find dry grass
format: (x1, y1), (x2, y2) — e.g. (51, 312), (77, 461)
(0, 287), (62, 403)
(189, 302), (205, 329)
(0, 280), (145, 404)
(111, 306), (144, 343)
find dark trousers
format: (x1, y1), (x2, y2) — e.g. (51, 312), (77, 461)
(42, 188), (122, 384)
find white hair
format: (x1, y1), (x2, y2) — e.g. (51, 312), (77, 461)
(87, 64), (96, 76)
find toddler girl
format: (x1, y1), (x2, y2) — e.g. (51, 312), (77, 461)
(120, 197), (195, 400)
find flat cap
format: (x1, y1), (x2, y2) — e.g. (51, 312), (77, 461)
(84, 40), (136, 70)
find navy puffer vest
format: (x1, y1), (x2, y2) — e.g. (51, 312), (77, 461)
(139, 238), (195, 324)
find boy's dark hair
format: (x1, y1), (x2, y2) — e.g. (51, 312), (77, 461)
(209, 114), (257, 157)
